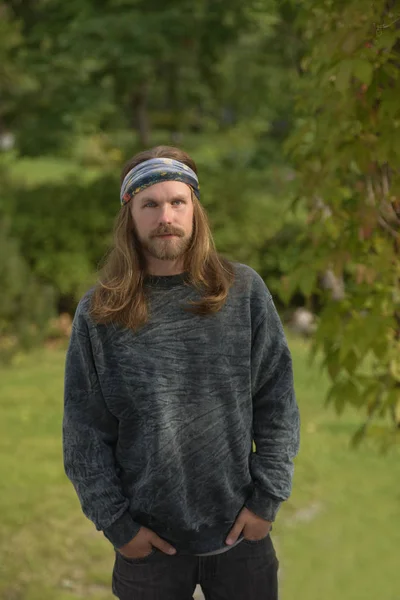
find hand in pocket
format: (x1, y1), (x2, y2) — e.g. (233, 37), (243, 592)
(118, 526), (177, 559)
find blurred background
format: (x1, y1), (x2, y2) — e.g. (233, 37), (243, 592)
(0, 1), (399, 599)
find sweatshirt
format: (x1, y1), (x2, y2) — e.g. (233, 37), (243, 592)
(62, 262), (300, 556)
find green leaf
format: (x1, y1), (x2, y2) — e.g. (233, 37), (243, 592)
(342, 349), (359, 375)
(332, 386), (346, 415)
(298, 269), (316, 298)
(324, 348), (341, 381)
(352, 59), (373, 86)
(342, 379), (362, 407)
(374, 29), (400, 51)
(278, 275), (298, 306)
(335, 59), (354, 92)
(386, 389), (399, 407)
(341, 33), (360, 55)
(373, 340), (388, 361)
(350, 423), (367, 449)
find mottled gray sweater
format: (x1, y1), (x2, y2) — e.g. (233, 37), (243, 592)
(63, 262), (300, 555)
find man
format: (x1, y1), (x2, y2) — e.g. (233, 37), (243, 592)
(63, 146), (300, 600)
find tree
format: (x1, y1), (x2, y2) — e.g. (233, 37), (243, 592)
(284, 0), (400, 445)
(3, 0), (274, 152)
(0, 0), (307, 363)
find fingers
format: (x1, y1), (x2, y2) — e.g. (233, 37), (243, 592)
(225, 514), (246, 546)
(150, 533), (177, 555)
(119, 545), (153, 559)
(242, 521), (272, 541)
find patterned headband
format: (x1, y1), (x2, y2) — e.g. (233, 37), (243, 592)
(120, 157), (200, 206)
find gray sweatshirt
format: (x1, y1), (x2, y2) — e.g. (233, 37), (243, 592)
(62, 262), (300, 555)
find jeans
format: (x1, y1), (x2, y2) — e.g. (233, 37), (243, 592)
(112, 534), (279, 600)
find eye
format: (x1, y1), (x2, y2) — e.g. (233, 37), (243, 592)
(144, 201), (157, 208)
(172, 199), (185, 206)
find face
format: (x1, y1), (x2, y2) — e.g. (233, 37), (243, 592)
(130, 180), (194, 266)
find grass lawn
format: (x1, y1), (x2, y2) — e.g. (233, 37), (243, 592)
(0, 337), (398, 600)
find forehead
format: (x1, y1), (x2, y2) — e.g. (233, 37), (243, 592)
(134, 180), (192, 202)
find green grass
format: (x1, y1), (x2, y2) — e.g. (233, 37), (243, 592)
(0, 338), (398, 600)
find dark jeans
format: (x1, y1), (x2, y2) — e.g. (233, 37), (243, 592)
(112, 534), (279, 600)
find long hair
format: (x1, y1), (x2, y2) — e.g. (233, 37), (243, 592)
(90, 145), (235, 330)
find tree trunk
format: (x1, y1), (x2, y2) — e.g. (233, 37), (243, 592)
(130, 82), (150, 147)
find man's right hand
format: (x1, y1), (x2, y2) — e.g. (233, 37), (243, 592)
(118, 526), (177, 559)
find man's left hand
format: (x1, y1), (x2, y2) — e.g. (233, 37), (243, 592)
(225, 507), (272, 546)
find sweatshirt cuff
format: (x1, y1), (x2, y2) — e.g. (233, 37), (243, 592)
(102, 511), (142, 549)
(245, 486), (282, 522)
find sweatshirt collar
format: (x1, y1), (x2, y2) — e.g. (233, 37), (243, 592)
(144, 272), (189, 289)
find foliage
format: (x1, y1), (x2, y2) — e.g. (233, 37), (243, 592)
(4, 172), (118, 308)
(285, 0), (400, 439)
(2, 0), (276, 152)
(3, 152), (295, 313)
(0, 220), (55, 360)
(3, 0), (399, 445)
(1, 0), (302, 332)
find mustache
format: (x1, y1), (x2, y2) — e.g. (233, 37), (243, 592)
(150, 227), (184, 238)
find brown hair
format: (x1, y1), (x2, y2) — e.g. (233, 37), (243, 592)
(90, 145), (235, 330)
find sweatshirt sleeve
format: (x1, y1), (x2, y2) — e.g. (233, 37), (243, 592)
(245, 292), (300, 522)
(62, 309), (141, 549)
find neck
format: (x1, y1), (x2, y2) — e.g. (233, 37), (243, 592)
(145, 257), (185, 276)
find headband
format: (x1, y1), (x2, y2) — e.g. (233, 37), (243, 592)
(120, 157), (200, 206)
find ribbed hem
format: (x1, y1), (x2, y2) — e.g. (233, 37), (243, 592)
(102, 512), (142, 549)
(144, 272), (189, 288)
(244, 487), (282, 522)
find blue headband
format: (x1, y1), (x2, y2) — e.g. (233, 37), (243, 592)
(120, 157), (200, 206)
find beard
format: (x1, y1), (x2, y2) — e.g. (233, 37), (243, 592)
(135, 224), (193, 261)
(141, 234), (192, 261)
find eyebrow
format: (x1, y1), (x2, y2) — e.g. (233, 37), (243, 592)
(140, 195), (188, 204)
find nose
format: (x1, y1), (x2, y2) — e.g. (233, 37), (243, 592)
(158, 203), (173, 224)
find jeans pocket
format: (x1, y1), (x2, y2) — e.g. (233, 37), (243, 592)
(117, 547), (158, 565)
(242, 534), (269, 545)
